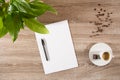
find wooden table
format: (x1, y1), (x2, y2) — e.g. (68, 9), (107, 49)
(0, 0), (120, 80)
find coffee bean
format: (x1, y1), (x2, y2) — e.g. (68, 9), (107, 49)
(107, 13), (110, 15)
(94, 22), (102, 25)
(98, 4), (101, 6)
(104, 10), (106, 12)
(102, 25), (108, 27)
(94, 8), (97, 11)
(100, 8), (103, 11)
(107, 15), (110, 17)
(97, 27), (103, 32)
(90, 4), (113, 37)
(98, 12), (100, 13)
(89, 21), (93, 23)
(98, 13), (104, 16)
(90, 35), (93, 37)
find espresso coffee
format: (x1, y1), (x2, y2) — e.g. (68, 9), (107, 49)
(102, 52), (110, 61)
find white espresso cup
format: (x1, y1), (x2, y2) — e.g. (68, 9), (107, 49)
(90, 50), (114, 66)
(89, 43), (114, 66)
(93, 51), (114, 61)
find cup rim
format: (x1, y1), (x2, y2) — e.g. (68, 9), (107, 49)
(100, 51), (112, 62)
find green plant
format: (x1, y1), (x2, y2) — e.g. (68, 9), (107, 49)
(0, 0), (57, 42)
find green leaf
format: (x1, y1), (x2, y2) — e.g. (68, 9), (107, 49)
(0, 26), (8, 38)
(0, 17), (3, 29)
(7, 4), (24, 29)
(0, 7), (3, 16)
(0, 0), (5, 3)
(30, 0), (43, 3)
(0, 17), (8, 38)
(12, 0), (36, 18)
(0, 0), (56, 42)
(8, 4), (18, 13)
(12, 0), (34, 14)
(3, 13), (23, 41)
(25, 0), (30, 2)
(29, 1), (57, 15)
(11, 0), (57, 18)
(23, 18), (49, 34)
(12, 0), (31, 12)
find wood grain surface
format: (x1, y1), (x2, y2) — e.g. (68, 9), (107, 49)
(0, 0), (120, 80)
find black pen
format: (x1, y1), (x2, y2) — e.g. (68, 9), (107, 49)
(41, 39), (49, 61)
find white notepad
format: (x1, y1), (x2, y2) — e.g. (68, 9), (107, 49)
(35, 20), (78, 74)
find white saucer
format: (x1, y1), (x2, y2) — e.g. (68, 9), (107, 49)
(89, 43), (113, 66)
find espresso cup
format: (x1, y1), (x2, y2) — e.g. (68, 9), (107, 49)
(92, 51), (114, 62)
(89, 43), (114, 66)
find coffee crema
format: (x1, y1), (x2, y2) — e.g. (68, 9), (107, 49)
(102, 52), (110, 61)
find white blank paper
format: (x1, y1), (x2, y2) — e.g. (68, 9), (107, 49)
(35, 20), (78, 74)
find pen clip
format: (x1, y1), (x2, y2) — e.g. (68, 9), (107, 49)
(41, 39), (50, 61)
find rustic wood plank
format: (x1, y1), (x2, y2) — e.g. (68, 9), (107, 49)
(0, 0), (120, 80)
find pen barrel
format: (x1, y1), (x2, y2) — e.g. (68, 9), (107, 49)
(41, 39), (50, 61)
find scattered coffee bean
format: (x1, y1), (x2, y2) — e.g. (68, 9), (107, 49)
(90, 34), (100, 37)
(98, 12), (100, 13)
(104, 10), (106, 12)
(90, 35), (92, 37)
(97, 13), (104, 16)
(109, 19), (112, 21)
(97, 27), (103, 32)
(102, 25), (108, 27)
(98, 4), (101, 6)
(89, 21), (93, 23)
(89, 4), (113, 37)
(94, 22), (102, 25)
(94, 8), (97, 11)
(100, 8), (103, 11)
